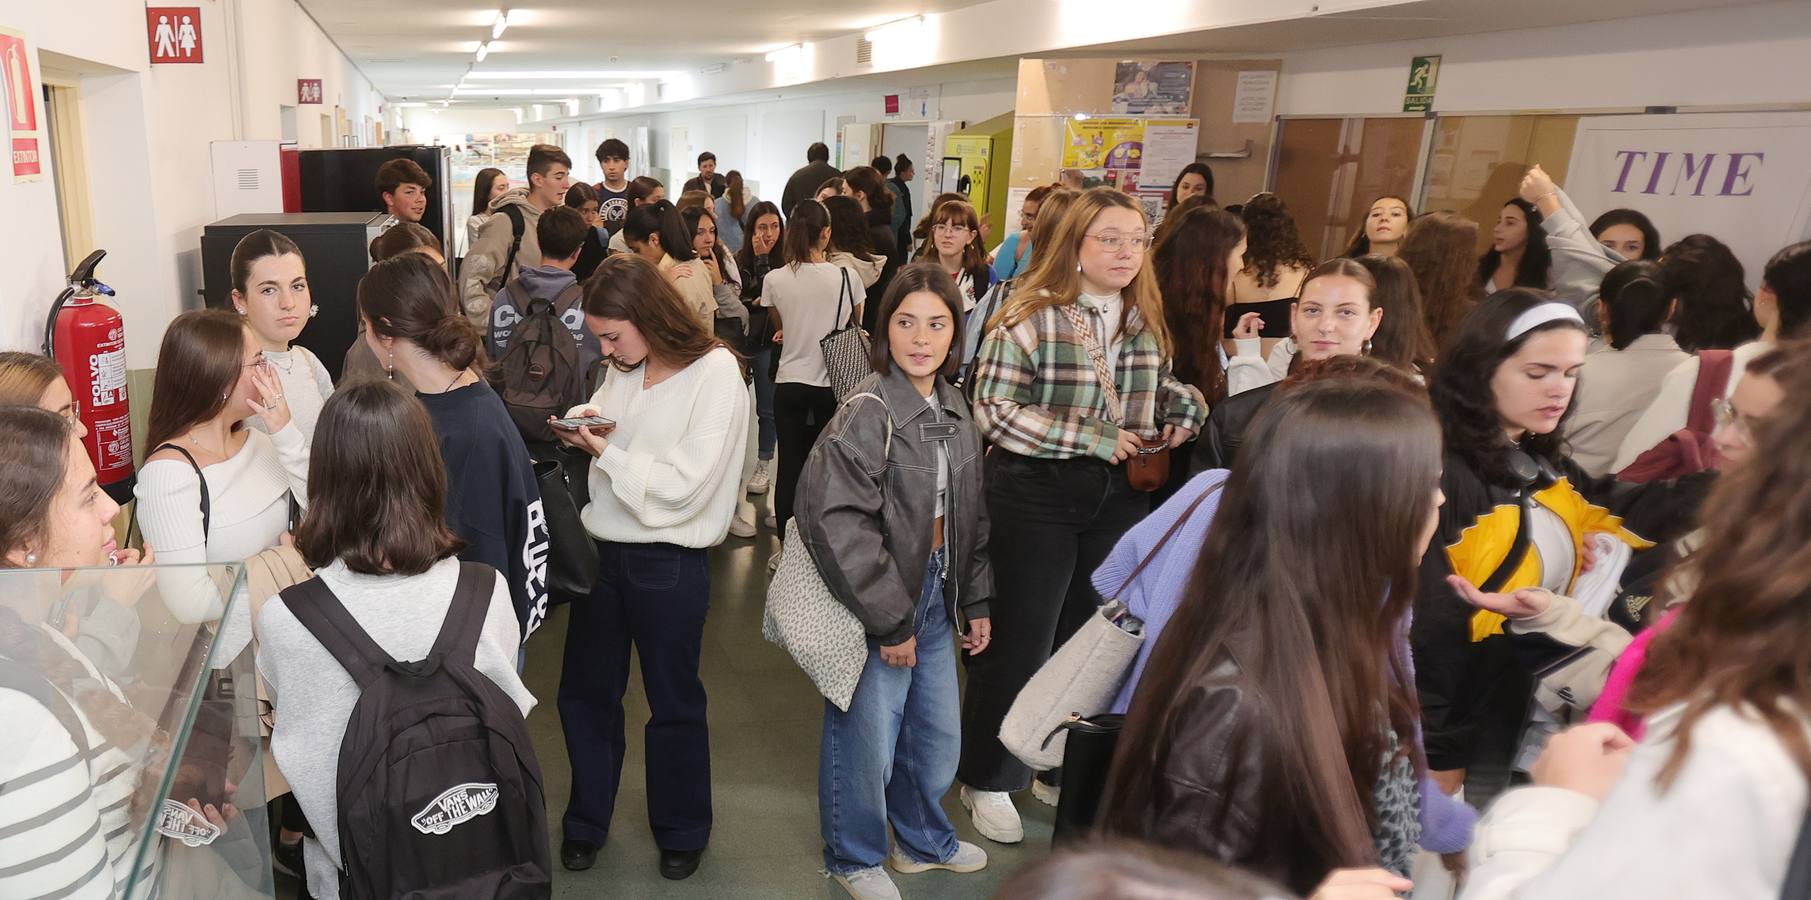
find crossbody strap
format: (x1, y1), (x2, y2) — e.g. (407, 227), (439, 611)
(1109, 482), (1224, 600)
(151, 442), (212, 538)
(835, 266), (858, 328)
(1059, 304), (1124, 425)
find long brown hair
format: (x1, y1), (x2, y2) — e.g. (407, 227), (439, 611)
(724, 170), (747, 220)
(1099, 377), (1438, 892)
(1155, 206), (1245, 399)
(1354, 254), (1436, 372)
(1019, 187), (1080, 277)
(0, 406), (73, 566)
(584, 254), (736, 373)
(146, 309), (250, 451)
(1239, 192), (1313, 289)
(357, 253), (486, 372)
(294, 382), (464, 575)
(1629, 338), (1811, 788)
(997, 188), (1172, 354)
(1399, 211), (1485, 350)
(914, 198), (989, 285)
(842, 165), (894, 218)
(0, 351), (62, 406)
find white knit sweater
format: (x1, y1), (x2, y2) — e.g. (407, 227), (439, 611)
(566, 347), (749, 547)
(248, 345), (335, 441)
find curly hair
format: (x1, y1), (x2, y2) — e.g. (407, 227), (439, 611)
(1663, 234), (1760, 352)
(1478, 198), (1553, 290)
(1399, 212), (1484, 350)
(1237, 193), (1313, 289)
(1430, 288), (1588, 485)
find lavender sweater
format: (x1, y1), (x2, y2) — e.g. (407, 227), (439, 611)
(1093, 469), (1478, 855)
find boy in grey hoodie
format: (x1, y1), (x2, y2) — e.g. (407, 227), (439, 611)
(487, 205), (603, 378)
(461, 143), (572, 323)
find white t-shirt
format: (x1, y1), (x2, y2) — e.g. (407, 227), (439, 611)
(761, 262), (858, 386)
(926, 393), (948, 519)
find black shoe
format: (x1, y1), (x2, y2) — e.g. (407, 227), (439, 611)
(561, 839), (600, 871)
(273, 838), (305, 880)
(658, 847), (703, 880)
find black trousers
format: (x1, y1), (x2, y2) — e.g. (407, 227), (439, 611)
(957, 451), (1149, 792)
(773, 382), (837, 535)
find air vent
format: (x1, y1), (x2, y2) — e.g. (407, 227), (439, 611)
(855, 37), (873, 66)
(236, 169), (260, 191)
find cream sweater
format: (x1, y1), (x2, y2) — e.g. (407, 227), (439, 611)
(567, 347), (750, 547)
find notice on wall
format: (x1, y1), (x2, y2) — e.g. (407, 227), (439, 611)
(1138, 120), (1200, 192)
(146, 7), (204, 64)
(1232, 70), (1278, 124)
(1566, 110), (1811, 290)
(0, 26), (42, 183)
(1062, 117), (1144, 171)
(908, 86), (939, 119)
(1403, 55), (1440, 113)
(1111, 61), (1195, 115)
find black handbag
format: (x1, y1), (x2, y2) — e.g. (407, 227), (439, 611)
(1050, 713), (1126, 847)
(535, 450), (598, 604)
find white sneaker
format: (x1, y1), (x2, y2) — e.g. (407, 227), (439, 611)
(1031, 779), (1061, 807)
(747, 459), (771, 494)
(833, 866), (901, 900)
(888, 840), (987, 875)
(728, 515), (756, 539)
(959, 787), (1023, 844)
(767, 550), (783, 574)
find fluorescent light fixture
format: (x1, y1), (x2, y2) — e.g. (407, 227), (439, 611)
(454, 87), (609, 96)
(475, 41), (491, 62)
(491, 10), (510, 40)
(463, 70), (682, 80)
(863, 15), (925, 42)
(764, 43), (802, 63)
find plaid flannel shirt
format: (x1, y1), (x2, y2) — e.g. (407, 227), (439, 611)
(972, 303), (1207, 460)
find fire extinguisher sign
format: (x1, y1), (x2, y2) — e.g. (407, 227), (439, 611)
(0, 25), (43, 183)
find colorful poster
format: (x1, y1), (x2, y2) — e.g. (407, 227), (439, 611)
(0, 26), (42, 182)
(1112, 61), (1195, 115)
(1061, 117), (1143, 171)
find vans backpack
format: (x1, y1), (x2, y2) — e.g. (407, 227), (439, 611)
(279, 563), (551, 899)
(495, 284), (586, 444)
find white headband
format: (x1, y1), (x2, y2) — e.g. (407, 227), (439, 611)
(1506, 302), (1584, 342)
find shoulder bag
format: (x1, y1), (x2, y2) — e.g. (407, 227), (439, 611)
(819, 266), (873, 403)
(1059, 304), (1169, 491)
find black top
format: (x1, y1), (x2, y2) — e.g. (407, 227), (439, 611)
(1222, 297), (1295, 338)
(861, 207), (901, 334)
(781, 161), (842, 219)
(682, 173), (728, 199)
(416, 381), (551, 639)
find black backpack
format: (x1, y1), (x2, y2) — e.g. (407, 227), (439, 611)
(280, 563), (551, 900)
(484, 204), (528, 295)
(494, 284), (586, 444)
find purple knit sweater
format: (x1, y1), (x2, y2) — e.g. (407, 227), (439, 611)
(1092, 469), (1478, 855)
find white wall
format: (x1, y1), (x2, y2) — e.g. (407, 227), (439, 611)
(0, 0), (384, 366)
(1276, 1), (1811, 116)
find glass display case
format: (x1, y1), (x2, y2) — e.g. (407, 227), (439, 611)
(0, 562), (274, 899)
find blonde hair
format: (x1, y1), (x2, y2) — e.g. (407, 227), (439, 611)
(992, 188), (1171, 354)
(0, 351), (62, 407)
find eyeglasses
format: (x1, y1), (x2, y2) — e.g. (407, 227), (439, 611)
(1711, 399), (1759, 441)
(1086, 232), (1151, 253)
(933, 223), (972, 235)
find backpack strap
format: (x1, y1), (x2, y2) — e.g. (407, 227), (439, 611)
(499, 204), (527, 286)
(279, 577), (396, 690)
(0, 657), (90, 759)
(150, 442), (211, 538)
(429, 563), (497, 670)
(1686, 349), (1734, 434)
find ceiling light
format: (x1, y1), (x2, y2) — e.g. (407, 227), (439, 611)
(463, 70), (681, 80)
(863, 15), (925, 43)
(491, 10), (511, 40)
(475, 41), (491, 62)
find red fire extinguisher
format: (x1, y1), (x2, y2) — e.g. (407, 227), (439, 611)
(44, 249), (136, 503)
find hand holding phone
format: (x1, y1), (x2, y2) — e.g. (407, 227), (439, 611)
(551, 415), (614, 430)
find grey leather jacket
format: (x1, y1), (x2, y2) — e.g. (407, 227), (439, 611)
(795, 367), (993, 646)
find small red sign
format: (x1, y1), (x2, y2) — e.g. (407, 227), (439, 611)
(12, 136), (40, 178)
(146, 7), (204, 64)
(884, 94), (900, 116)
(298, 79), (323, 105)
(0, 30), (37, 131)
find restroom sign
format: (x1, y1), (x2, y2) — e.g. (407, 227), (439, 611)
(298, 79), (322, 104)
(146, 7), (204, 64)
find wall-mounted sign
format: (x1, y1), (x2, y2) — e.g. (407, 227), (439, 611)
(1232, 70), (1278, 124)
(1112, 61), (1195, 115)
(884, 94), (900, 116)
(0, 26), (43, 182)
(1403, 55), (1440, 113)
(298, 79), (323, 105)
(146, 7), (204, 64)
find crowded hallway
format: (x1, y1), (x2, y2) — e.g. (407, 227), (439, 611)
(5, 1), (1811, 899)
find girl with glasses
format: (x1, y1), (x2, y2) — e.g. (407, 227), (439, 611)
(915, 198), (994, 311)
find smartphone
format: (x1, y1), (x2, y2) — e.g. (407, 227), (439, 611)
(551, 415), (615, 430)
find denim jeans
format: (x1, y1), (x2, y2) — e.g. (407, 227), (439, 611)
(750, 346), (777, 459)
(819, 547), (961, 874)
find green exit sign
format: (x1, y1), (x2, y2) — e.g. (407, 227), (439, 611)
(1404, 55), (1441, 112)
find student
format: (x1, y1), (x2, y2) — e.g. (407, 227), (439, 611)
(370, 221), (443, 264)
(679, 205), (749, 340)
(675, 190), (712, 213)
(1517, 166), (1622, 315)
(228, 229), (334, 439)
(1412, 290), (1650, 807)
(816, 177), (851, 203)
(258, 381), (535, 900)
(682, 150), (727, 198)
(488, 205), (603, 379)
(1588, 208), (1661, 261)
(343, 227), (446, 392)
(993, 184), (1059, 282)
(1565, 261), (1689, 477)
(783, 142), (842, 218)
(551, 254), (749, 881)
(1227, 193), (1313, 359)
(463, 166), (507, 260)
(593, 138), (633, 235)
(1457, 353), (1811, 898)
(136, 309), (308, 620)
(1355, 253), (1437, 375)
(1155, 206), (1246, 403)
(1660, 234), (1760, 352)
(562, 182), (609, 283)
(607, 177), (669, 254)
(915, 198), (992, 311)
(1610, 239), (1810, 472)
(888, 155), (916, 260)
(714, 170), (753, 254)
(1099, 377), (1446, 894)
(640, 204), (718, 328)
(1226, 258), (1383, 397)
(0, 351), (87, 435)
(1399, 211), (1485, 350)
(911, 192), (968, 259)
(1343, 196), (1413, 258)
(843, 165), (902, 331)
(825, 195), (885, 291)
(1479, 198), (1553, 293)
(359, 254), (550, 639)
(795, 264), (994, 899)
(762, 200), (852, 541)
(735, 200), (784, 497)
(1169, 162), (1215, 209)
(462, 143), (573, 324)
(375, 157), (430, 230)
(962, 187), (1080, 385)
(961, 188), (1205, 843)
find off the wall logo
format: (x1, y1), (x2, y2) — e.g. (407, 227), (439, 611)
(157, 798), (222, 847)
(411, 782), (500, 835)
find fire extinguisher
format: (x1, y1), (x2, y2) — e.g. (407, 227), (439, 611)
(44, 249), (136, 504)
